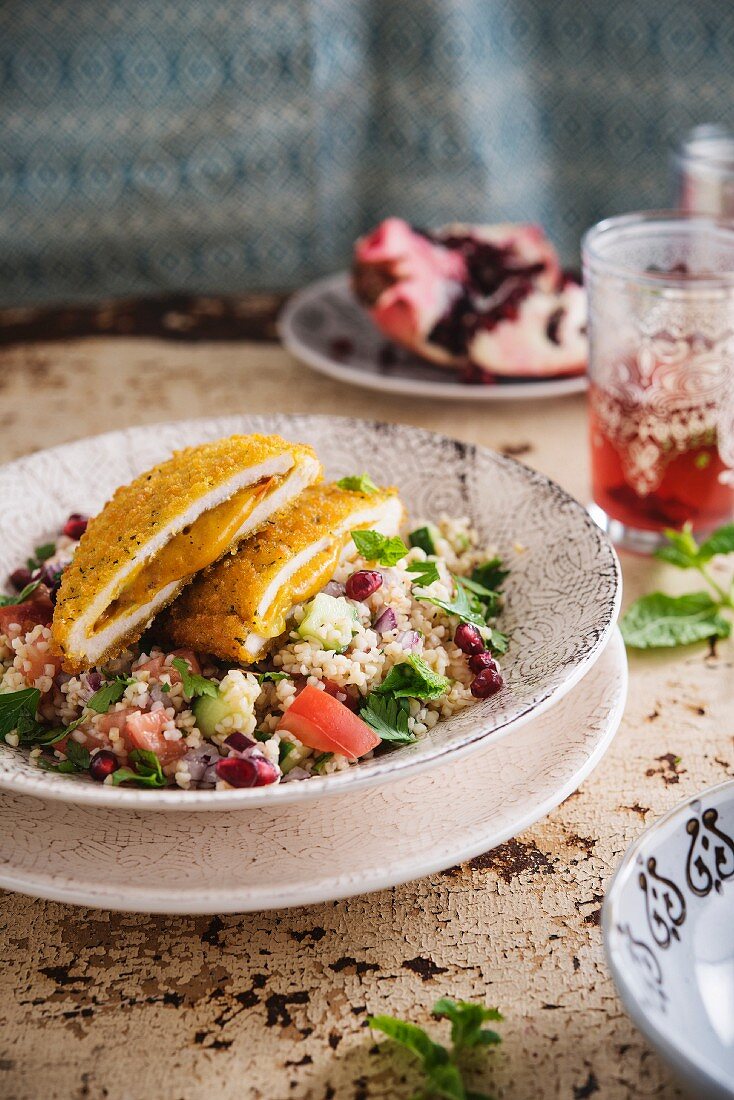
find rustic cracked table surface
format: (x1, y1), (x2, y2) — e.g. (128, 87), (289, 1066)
(0, 296), (731, 1100)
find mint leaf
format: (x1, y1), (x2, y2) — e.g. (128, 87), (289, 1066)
(360, 693), (414, 743)
(336, 473), (378, 495)
(34, 543), (56, 563)
(0, 687), (41, 740)
(377, 654), (450, 700)
(698, 523), (734, 562)
(621, 591), (731, 649)
(171, 657), (218, 699)
(655, 526), (701, 569)
(433, 999), (503, 1052)
(407, 560), (441, 587)
(87, 677), (134, 714)
(0, 579), (43, 607)
(351, 529), (409, 566)
(471, 557), (509, 592)
(369, 1016), (450, 1072)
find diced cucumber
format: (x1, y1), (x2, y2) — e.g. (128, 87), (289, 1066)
(409, 525), (439, 555)
(279, 739), (311, 774)
(192, 692), (232, 739)
(297, 592), (358, 650)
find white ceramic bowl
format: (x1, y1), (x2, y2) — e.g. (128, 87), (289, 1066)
(0, 414), (621, 809)
(604, 779), (734, 1100)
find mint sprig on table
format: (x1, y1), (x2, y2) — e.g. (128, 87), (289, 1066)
(621, 523), (734, 649)
(370, 996), (503, 1100)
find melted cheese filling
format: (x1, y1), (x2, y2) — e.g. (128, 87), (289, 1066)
(254, 540), (345, 641)
(95, 478), (274, 632)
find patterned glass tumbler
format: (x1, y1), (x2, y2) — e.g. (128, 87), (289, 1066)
(582, 212), (734, 553)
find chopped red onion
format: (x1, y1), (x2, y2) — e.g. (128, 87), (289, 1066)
(84, 671), (103, 695)
(397, 629), (420, 650)
(373, 606), (397, 633)
(322, 580), (346, 597)
(184, 748), (220, 783)
(224, 731), (256, 753)
(281, 766), (310, 783)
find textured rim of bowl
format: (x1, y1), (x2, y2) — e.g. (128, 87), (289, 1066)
(603, 778), (734, 1099)
(277, 274), (589, 401)
(0, 413), (621, 810)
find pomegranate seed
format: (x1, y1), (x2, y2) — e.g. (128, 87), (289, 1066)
(470, 667), (504, 698)
(89, 750), (120, 782)
(216, 756), (280, 788)
(454, 623), (484, 655)
(224, 731), (256, 753)
(345, 569), (383, 601)
(468, 651), (498, 674)
(63, 513), (88, 540)
(9, 567), (33, 591)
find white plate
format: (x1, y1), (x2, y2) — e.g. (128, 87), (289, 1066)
(278, 273), (589, 401)
(0, 414), (621, 809)
(604, 774), (734, 1100)
(0, 630), (626, 913)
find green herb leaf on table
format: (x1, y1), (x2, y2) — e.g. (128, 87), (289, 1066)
(0, 579), (43, 607)
(360, 693), (414, 743)
(351, 529), (409, 566)
(433, 999), (503, 1053)
(370, 996), (502, 1100)
(620, 591), (731, 649)
(654, 526), (702, 569)
(377, 654), (451, 700)
(87, 677), (135, 714)
(698, 523), (734, 561)
(171, 657), (218, 699)
(336, 473), (378, 495)
(407, 560), (441, 588)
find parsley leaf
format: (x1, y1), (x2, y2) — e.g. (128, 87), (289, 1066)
(64, 739), (91, 771)
(0, 579), (43, 607)
(351, 529), (409, 566)
(471, 557), (509, 592)
(0, 687), (41, 741)
(407, 560), (441, 587)
(171, 657), (218, 699)
(254, 671), (290, 684)
(377, 654), (451, 700)
(112, 748), (165, 788)
(336, 473), (379, 495)
(360, 693), (415, 743)
(416, 576), (487, 631)
(621, 591), (731, 649)
(87, 677), (134, 714)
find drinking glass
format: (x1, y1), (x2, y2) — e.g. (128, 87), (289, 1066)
(582, 211), (734, 553)
(675, 124), (734, 218)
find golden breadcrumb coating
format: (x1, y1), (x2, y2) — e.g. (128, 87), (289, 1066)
(52, 434), (319, 670)
(163, 483), (402, 663)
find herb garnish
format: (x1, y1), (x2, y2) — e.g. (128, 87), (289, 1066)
(376, 654), (451, 701)
(0, 579), (43, 607)
(312, 751), (334, 774)
(471, 557), (508, 593)
(171, 657), (218, 699)
(0, 687), (42, 741)
(26, 543), (55, 573)
(336, 473), (379, 495)
(416, 576), (508, 655)
(360, 693), (414, 743)
(351, 530), (409, 566)
(406, 560), (441, 588)
(370, 996), (503, 1100)
(621, 523), (734, 649)
(112, 748), (166, 788)
(254, 671), (290, 685)
(40, 737), (91, 775)
(87, 677), (135, 714)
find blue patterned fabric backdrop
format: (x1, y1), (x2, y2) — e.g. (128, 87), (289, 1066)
(1, 0), (733, 307)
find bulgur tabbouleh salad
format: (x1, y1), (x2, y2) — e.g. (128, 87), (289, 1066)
(0, 435), (509, 791)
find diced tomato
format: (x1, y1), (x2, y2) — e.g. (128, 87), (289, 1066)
(135, 649), (201, 684)
(123, 710), (187, 765)
(0, 589), (54, 637)
(276, 684), (380, 761)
